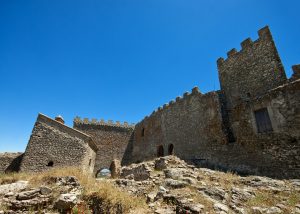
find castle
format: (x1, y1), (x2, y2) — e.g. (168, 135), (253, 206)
(1, 26), (299, 179)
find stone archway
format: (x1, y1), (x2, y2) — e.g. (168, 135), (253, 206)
(157, 145), (164, 157)
(95, 168), (111, 178)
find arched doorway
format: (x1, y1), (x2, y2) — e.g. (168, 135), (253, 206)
(157, 145), (164, 157)
(168, 144), (174, 155)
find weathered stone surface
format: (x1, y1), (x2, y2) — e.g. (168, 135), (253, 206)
(154, 207), (174, 214)
(121, 163), (151, 181)
(214, 203), (229, 213)
(110, 159), (121, 178)
(202, 187), (227, 201)
(266, 206), (282, 213)
(0, 181), (28, 196)
(54, 193), (78, 210)
(154, 157), (168, 171)
(164, 179), (188, 189)
(16, 189), (40, 200)
(176, 201), (204, 214)
(164, 168), (186, 180)
(40, 186), (52, 195)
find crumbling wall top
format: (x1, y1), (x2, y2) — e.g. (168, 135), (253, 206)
(73, 117), (135, 129)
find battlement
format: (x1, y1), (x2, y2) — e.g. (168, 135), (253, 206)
(73, 117), (135, 129)
(217, 26), (272, 68)
(217, 26), (287, 108)
(138, 86), (203, 123)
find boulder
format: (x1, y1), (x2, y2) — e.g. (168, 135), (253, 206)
(146, 192), (157, 203)
(266, 206), (282, 214)
(121, 164), (151, 181)
(0, 181), (28, 196)
(164, 179), (188, 189)
(251, 207), (266, 214)
(214, 203), (229, 213)
(16, 189), (40, 200)
(155, 157), (168, 171)
(54, 193), (78, 210)
(40, 186), (52, 195)
(164, 168), (183, 180)
(176, 203), (204, 214)
(202, 187), (227, 202)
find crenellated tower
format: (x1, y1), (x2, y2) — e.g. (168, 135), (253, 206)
(217, 26), (287, 109)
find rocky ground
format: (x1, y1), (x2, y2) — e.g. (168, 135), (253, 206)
(113, 156), (300, 214)
(0, 156), (299, 213)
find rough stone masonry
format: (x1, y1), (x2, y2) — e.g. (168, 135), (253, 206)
(1, 26), (299, 179)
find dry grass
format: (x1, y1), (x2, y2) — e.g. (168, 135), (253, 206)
(28, 167), (93, 188)
(0, 172), (30, 185)
(185, 186), (214, 212)
(0, 167), (147, 214)
(0, 203), (8, 212)
(85, 181), (147, 213)
(196, 169), (241, 191)
(245, 189), (300, 213)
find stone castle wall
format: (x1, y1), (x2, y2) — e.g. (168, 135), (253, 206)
(73, 118), (135, 174)
(127, 80), (299, 178)
(20, 114), (97, 173)
(130, 87), (227, 164)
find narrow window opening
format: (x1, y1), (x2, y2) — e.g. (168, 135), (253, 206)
(168, 144), (174, 155)
(89, 159), (92, 166)
(141, 128), (145, 137)
(47, 161), (54, 167)
(254, 108), (273, 133)
(157, 145), (164, 157)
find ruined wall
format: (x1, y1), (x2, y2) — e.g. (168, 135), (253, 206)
(0, 153), (23, 173)
(217, 26), (287, 109)
(130, 87), (227, 164)
(20, 114), (97, 173)
(73, 118), (134, 173)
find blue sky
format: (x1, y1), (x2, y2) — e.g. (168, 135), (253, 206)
(0, 0), (299, 152)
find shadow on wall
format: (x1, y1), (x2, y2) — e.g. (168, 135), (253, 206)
(5, 154), (24, 173)
(121, 132), (135, 165)
(168, 144), (174, 155)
